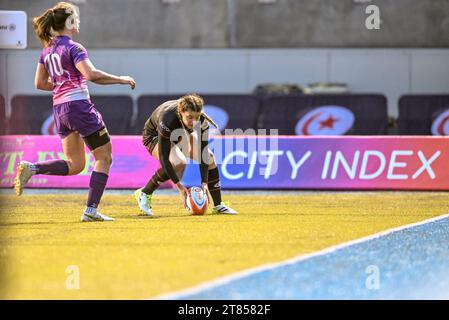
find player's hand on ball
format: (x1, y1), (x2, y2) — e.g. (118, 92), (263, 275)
(120, 76), (136, 90)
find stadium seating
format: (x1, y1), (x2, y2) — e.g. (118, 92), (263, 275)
(258, 94), (388, 135)
(8, 93), (394, 136)
(0, 94), (5, 135)
(9, 95), (133, 135)
(9, 95), (53, 134)
(398, 94), (449, 135)
(134, 94), (260, 134)
(134, 95), (179, 135)
(90, 95), (133, 134)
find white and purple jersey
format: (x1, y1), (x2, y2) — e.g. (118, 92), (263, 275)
(38, 35), (90, 105)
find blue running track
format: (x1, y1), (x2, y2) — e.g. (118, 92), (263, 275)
(165, 215), (449, 299)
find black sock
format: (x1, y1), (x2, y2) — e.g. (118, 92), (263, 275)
(142, 168), (169, 195)
(207, 167), (222, 206)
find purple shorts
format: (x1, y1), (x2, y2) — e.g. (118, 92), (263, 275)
(53, 99), (105, 138)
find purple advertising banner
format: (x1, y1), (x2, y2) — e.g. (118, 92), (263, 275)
(0, 135), (173, 189)
(183, 135), (449, 190)
(1, 135), (449, 190)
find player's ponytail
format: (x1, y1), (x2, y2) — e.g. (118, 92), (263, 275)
(33, 9), (55, 47)
(201, 111), (219, 130)
(33, 2), (77, 47)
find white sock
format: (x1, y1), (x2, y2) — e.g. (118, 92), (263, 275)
(29, 164), (38, 175)
(84, 206), (97, 215)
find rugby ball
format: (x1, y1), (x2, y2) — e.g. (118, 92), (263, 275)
(185, 187), (209, 215)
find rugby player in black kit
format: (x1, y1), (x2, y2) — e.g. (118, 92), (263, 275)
(134, 94), (237, 216)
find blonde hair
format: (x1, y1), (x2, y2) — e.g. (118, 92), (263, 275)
(177, 93), (219, 129)
(33, 2), (77, 47)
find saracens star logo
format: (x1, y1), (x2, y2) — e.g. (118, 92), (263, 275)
(295, 105), (355, 136)
(431, 108), (449, 136)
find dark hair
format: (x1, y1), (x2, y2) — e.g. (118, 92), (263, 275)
(33, 2), (77, 47)
(178, 93), (219, 129)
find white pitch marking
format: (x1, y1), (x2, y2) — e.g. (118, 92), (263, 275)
(152, 213), (449, 300)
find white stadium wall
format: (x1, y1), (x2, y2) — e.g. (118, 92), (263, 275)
(1, 48), (449, 118)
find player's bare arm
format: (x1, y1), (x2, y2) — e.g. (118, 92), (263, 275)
(34, 63), (53, 91)
(75, 59), (135, 89)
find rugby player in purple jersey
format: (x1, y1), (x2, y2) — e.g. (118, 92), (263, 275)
(14, 2), (136, 222)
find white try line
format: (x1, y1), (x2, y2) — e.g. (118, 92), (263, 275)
(151, 212), (449, 300)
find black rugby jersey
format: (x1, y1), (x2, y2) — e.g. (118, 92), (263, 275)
(142, 100), (210, 184)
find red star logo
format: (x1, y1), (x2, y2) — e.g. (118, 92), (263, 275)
(319, 115), (339, 130)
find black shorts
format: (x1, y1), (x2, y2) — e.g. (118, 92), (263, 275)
(144, 135), (158, 155)
(144, 135), (185, 155)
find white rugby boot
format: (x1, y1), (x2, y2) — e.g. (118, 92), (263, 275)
(211, 202), (238, 215)
(134, 189), (153, 216)
(80, 208), (115, 222)
(14, 161), (35, 196)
